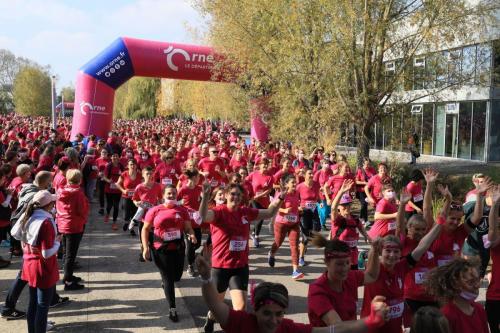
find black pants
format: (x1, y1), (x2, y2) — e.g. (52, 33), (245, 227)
(300, 209), (320, 244)
(486, 300), (500, 333)
(3, 267), (61, 312)
(252, 201), (265, 236)
(356, 192), (368, 221)
(123, 198), (137, 222)
(105, 193), (121, 221)
(97, 179), (106, 209)
(186, 228), (202, 266)
(62, 232), (83, 282)
(151, 244), (185, 309)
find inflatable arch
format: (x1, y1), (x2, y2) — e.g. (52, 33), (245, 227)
(71, 37), (230, 140)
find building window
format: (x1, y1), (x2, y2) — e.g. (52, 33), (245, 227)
(458, 102), (472, 159)
(447, 49), (462, 85)
(476, 44), (491, 86)
(490, 100), (500, 161)
(462, 45), (477, 85)
(433, 104), (446, 156)
(413, 57), (426, 90)
(422, 104), (433, 155)
(471, 101), (487, 161)
(493, 40), (500, 87)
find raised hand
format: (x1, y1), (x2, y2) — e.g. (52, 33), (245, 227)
(202, 180), (211, 197)
(340, 179), (354, 193)
(436, 184), (452, 199)
(423, 168), (438, 183)
(476, 176), (494, 195)
(399, 190), (412, 204)
(490, 184), (500, 203)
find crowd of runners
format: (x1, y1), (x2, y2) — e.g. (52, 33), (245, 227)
(0, 113), (498, 333)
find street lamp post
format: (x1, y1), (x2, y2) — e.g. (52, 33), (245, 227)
(51, 75), (57, 130)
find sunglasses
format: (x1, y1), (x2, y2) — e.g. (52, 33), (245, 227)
(450, 204), (463, 211)
(210, 150), (219, 153)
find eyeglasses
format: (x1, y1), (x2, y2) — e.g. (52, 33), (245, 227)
(210, 150), (219, 154)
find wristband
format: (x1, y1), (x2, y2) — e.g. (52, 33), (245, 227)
(436, 215), (447, 226)
(363, 303), (385, 330)
(465, 219), (476, 229)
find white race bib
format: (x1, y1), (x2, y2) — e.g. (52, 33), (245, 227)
(284, 214), (298, 223)
(163, 229), (181, 241)
(388, 221), (396, 230)
(453, 243), (460, 251)
(387, 301), (404, 319)
(229, 239), (247, 251)
(210, 179), (219, 187)
(413, 193), (423, 202)
(162, 178), (172, 185)
(437, 256), (452, 267)
(415, 271), (427, 284)
(110, 182), (118, 190)
(304, 201), (316, 210)
(344, 239), (358, 248)
(92, 165), (98, 171)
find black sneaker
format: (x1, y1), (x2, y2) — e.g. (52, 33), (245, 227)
(130, 229), (136, 237)
(169, 308), (179, 322)
(122, 223), (128, 232)
(139, 253), (145, 262)
(203, 317), (215, 333)
(64, 282), (85, 291)
(69, 276), (83, 283)
(98, 208), (104, 215)
(1, 308), (26, 320)
(50, 296), (70, 308)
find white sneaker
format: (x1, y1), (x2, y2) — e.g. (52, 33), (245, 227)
(47, 321), (55, 331)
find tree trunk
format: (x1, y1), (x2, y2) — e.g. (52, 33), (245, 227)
(356, 122), (372, 167)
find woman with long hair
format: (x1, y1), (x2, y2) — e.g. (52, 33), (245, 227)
(116, 158), (142, 235)
(102, 152), (124, 230)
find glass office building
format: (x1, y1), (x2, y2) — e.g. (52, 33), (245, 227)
(340, 40), (500, 162)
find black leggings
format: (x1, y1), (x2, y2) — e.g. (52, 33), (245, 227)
(62, 232), (83, 282)
(300, 209), (320, 245)
(356, 192), (368, 221)
(252, 201), (265, 236)
(97, 179), (106, 209)
(486, 300), (500, 333)
(151, 244), (185, 309)
(105, 193), (121, 221)
(186, 228), (202, 266)
(123, 198), (137, 222)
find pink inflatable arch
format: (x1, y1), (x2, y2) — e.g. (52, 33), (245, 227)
(71, 37), (225, 139)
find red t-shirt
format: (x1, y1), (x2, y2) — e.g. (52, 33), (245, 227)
(229, 158), (247, 173)
(104, 163), (123, 194)
(331, 215), (361, 264)
(132, 183), (163, 209)
(177, 185), (202, 211)
(222, 308), (312, 333)
(362, 259), (411, 333)
(401, 235), (436, 302)
(198, 157), (225, 181)
(210, 205), (259, 269)
(487, 243), (500, 300)
(296, 182), (320, 209)
(246, 171), (273, 207)
(404, 181), (424, 212)
(275, 191), (300, 225)
(52, 171), (67, 194)
(308, 270), (364, 326)
(355, 166), (376, 192)
(120, 171), (143, 199)
(441, 301), (489, 333)
(430, 218), (468, 267)
(21, 219), (59, 289)
(144, 205), (190, 250)
(368, 198), (398, 239)
(154, 161), (182, 186)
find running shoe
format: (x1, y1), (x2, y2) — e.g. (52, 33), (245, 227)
(98, 208), (104, 215)
(111, 223), (118, 231)
(299, 257), (305, 267)
(139, 253), (145, 262)
(130, 229), (136, 237)
(203, 317), (215, 333)
(104, 215), (109, 223)
(47, 321), (55, 331)
(169, 308), (179, 322)
(50, 296), (70, 308)
(122, 223), (128, 232)
(1, 308), (26, 320)
(268, 252), (275, 267)
(250, 233), (257, 248)
(291, 270), (305, 280)
(187, 265), (196, 277)
(64, 282), (85, 291)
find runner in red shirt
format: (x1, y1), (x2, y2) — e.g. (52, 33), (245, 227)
(198, 181), (283, 331)
(198, 146), (227, 188)
(177, 169), (203, 276)
(308, 233), (380, 326)
(154, 150), (182, 187)
(268, 175), (303, 279)
(246, 158), (274, 248)
(329, 180), (370, 269)
(116, 159), (143, 235)
(0, 169), (13, 267)
(364, 162), (391, 206)
(486, 185), (500, 333)
(95, 149), (110, 215)
(368, 184), (399, 239)
(229, 149), (247, 173)
(102, 153), (124, 229)
(425, 258), (489, 333)
(355, 157), (376, 224)
(141, 185), (197, 323)
(404, 170), (425, 220)
(196, 254), (389, 333)
(314, 159), (333, 230)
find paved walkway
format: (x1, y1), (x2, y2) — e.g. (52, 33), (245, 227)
(0, 203), (489, 332)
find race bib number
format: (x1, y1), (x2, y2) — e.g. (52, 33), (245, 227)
(142, 202), (153, 209)
(110, 183), (118, 190)
(229, 239), (247, 251)
(387, 221), (396, 230)
(344, 239), (358, 248)
(189, 211), (202, 225)
(210, 179), (219, 187)
(387, 301), (404, 319)
(453, 243), (460, 251)
(413, 193), (423, 202)
(304, 201), (316, 210)
(162, 178), (172, 185)
(284, 214), (298, 223)
(415, 271), (427, 284)
(163, 229), (181, 241)
(92, 165), (98, 171)
(127, 190), (135, 197)
(437, 256), (452, 267)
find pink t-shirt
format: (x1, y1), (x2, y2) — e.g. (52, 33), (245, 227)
(368, 198), (398, 239)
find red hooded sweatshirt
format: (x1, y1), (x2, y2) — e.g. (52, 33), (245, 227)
(56, 184), (89, 234)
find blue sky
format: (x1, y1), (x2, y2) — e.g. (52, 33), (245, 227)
(0, 0), (205, 89)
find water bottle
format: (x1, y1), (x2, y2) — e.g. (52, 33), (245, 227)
(358, 250), (368, 270)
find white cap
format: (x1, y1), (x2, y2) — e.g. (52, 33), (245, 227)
(32, 190), (57, 207)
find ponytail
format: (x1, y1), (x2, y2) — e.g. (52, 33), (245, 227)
(20, 201), (41, 232)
